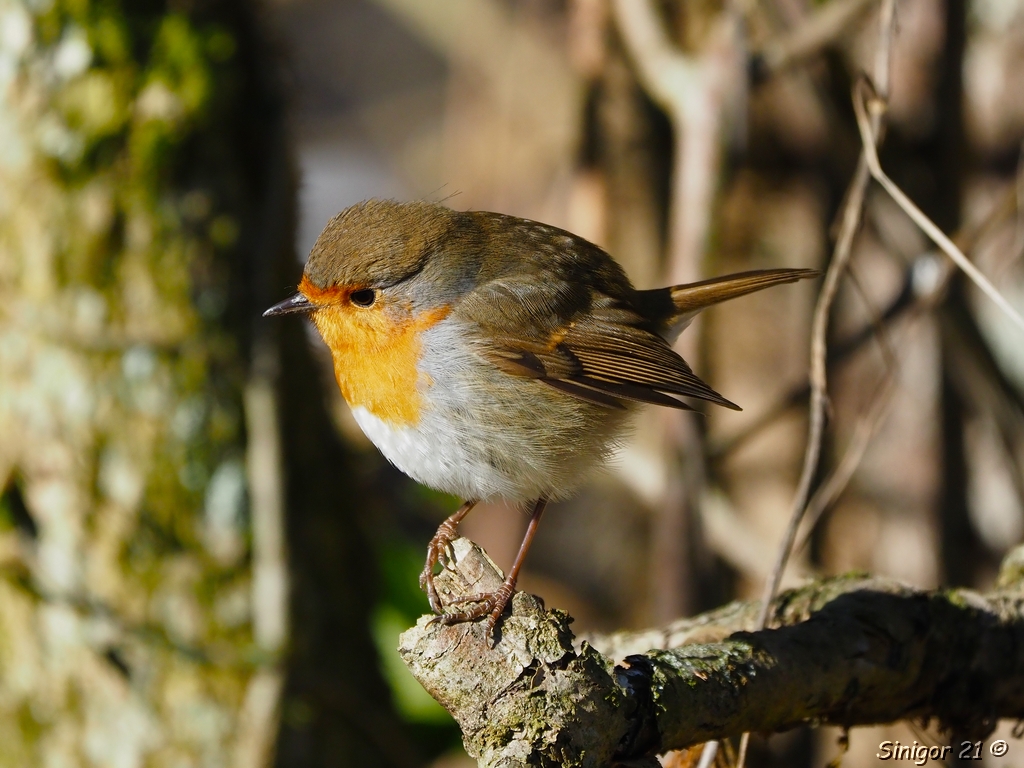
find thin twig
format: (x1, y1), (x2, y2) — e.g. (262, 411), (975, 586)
(708, 183), (1019, 462)
(795, 382), (896, 558)
(852, 79), (1024, 335)
(793, 265), (899, 554)
(738, 5), (898, 765)
(754, 154), (870, 621)
(614, 0), (742, 621)
(755, 0), (897, 630)
(794, 373), (894, 555)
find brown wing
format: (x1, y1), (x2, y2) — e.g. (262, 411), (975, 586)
(451, 215), (743, 411)
(478, 293), (739, 412)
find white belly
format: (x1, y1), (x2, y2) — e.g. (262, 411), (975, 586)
(351, 405), (537, 501)
(349, 320), (630, 502)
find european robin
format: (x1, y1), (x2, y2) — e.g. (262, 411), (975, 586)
(265, 199), (816, 636)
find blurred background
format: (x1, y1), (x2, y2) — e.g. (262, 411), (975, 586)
(0, 0), (1023, 766)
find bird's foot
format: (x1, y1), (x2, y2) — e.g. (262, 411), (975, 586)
(435, 580), (516, 644)
(420, 500), (479, 614)
(419, 518), (461, 614)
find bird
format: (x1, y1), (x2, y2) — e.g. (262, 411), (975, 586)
(265, 199), (816, 638)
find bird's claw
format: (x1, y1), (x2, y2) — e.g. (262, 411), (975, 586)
(420, 519), (461, 614)
(435, 581), (515, 643)
(419, 500), (514, 642)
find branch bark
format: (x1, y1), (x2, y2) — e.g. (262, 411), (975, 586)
(401, 538), (1024, 768)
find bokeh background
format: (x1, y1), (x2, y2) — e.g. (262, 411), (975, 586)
(1, 0), (1023, 766)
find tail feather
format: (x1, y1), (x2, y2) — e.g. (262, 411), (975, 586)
(670, 268), (819, 314)
(638, 268), (818, 342)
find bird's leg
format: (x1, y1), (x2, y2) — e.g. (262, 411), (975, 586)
(420, 499), (478, 614)
(439, 497), (548, 641)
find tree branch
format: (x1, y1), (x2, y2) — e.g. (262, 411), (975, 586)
(752, 0), (880, 81)
(400, 538), (1024, 768)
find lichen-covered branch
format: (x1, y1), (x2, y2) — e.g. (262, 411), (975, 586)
(400, 539), (1024, 768)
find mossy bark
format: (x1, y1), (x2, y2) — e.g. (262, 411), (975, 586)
(401, 539), (1024, 768)
(0, 2), (410, 766)
(0, 2), (277, 764)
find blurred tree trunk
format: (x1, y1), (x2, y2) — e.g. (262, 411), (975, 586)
(0, 1), (411, 766)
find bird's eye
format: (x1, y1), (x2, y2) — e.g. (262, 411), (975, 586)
(350, 289), (377, 307)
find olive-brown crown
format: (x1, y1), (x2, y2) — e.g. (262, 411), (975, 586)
(304, 199), (468, 290)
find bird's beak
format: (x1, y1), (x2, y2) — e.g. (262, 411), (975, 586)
(263, 292), (315, 317)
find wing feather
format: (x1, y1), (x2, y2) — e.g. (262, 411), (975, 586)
(475, 294), (738, 411)
(540, 379), (629, 409)
(447, 220), (812, 413)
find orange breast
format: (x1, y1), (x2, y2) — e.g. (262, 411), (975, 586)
(304, 280), (449, 427)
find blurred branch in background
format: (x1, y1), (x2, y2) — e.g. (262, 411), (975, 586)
(370, 0), (581, 218)
(613, 0), (745, 623)
(757, 0), (898, 631)
(854, 78), (1024, 333)
(239, 377), (287, 768)
(753, 0), (880, 79)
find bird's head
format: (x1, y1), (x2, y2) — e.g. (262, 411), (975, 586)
(265, 197), (477, 314)
(264, 199), (482, 424)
